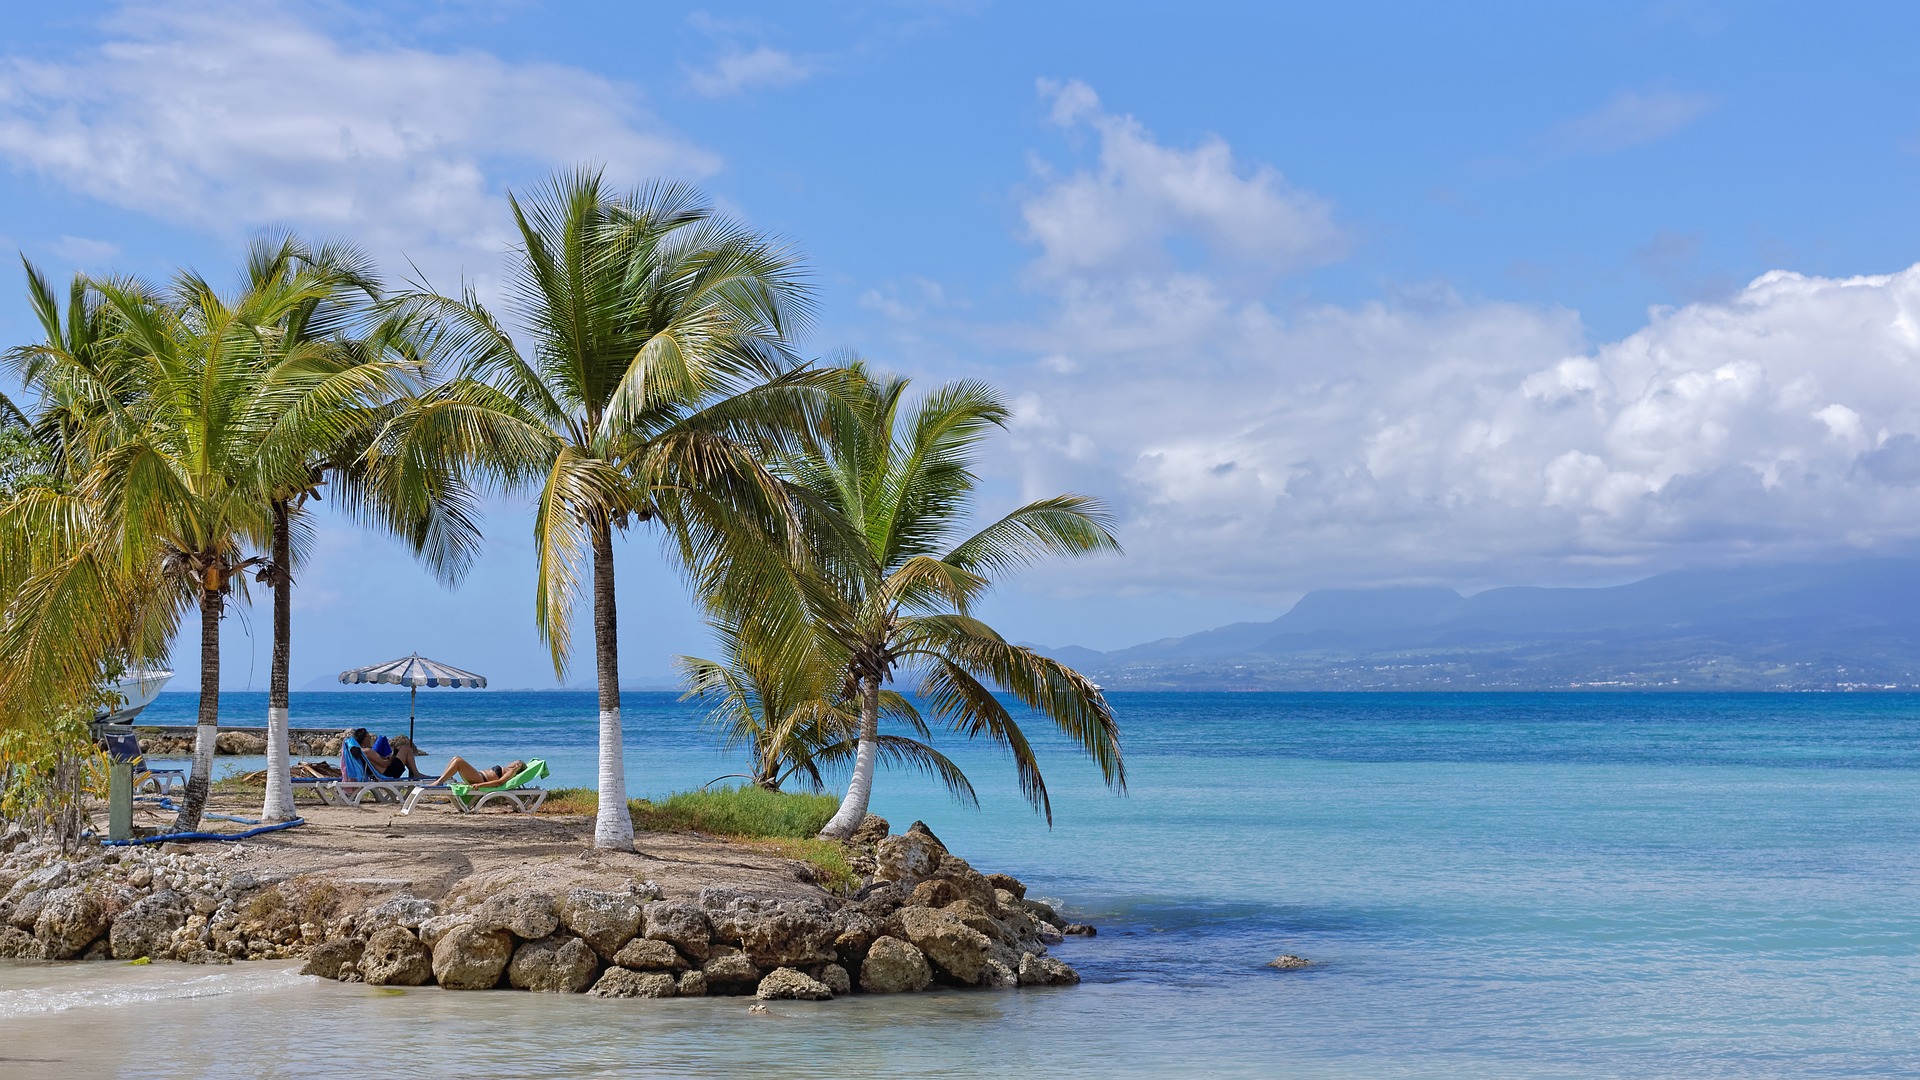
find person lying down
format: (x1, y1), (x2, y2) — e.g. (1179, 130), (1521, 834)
(432, 757), (528, 790)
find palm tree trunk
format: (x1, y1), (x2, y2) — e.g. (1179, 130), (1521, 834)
(590, 513), (634, 851)
(819, 676), (880, 840)
(261, 499), (296, 822)
(171, 584), (222, 833)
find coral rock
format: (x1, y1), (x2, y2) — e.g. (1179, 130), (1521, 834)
(432, 925), (515, 990)
(858, 935), (932, 993)
(556, 888), (642, 961)
(507, 935), (599, 993)
(361, 927), (433, 986)
(589, 968), (677, 998)
(756, 966), (833, 1000)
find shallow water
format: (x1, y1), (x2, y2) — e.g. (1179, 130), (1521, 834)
(12, 691), (1920, 1077)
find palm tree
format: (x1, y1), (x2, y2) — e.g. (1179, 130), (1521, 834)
(65, 269), (336, 831)
(748, 362), (1125, 840)
(0, 264), (179, 728)
(237, 236), (486, 822)
(393, 168), (814, 850)
(676, 616), (975, 802)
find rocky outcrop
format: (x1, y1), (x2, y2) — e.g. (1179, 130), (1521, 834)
(361, 927), (433, 986)
(507, 935), (598, 993)
(756, 966), (832, 1000)
(432, 925), (514, 990)
(0, 815), (1092, 1004)
(859, 935), (933, 993)
(1268, 954), (1312, 969)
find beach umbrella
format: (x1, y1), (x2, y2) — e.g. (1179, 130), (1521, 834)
(337, 653), (487, 742)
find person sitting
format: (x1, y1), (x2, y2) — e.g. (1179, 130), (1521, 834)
(353, 729), (428, 780)
(432, 757), (526, 790)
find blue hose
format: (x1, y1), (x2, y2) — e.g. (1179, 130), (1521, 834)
(105, 796), (305, 846)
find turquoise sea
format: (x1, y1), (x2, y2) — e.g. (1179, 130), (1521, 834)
(7, 691), (1920, 1077)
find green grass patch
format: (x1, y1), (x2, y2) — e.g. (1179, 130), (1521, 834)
(535, 787), (598, 816)
(626, 785), (838, 840)
(744, 837), (861, 894)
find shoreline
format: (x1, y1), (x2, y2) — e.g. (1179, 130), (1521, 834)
(0, 795), (1089, 1000)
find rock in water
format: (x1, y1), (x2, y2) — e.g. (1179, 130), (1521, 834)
(301, 938), (366, 981)
(361, 927), (433, 986)
(858, 935), (933, 993)
(432, 925), (515, 990)
(896, 905), (991, 985)
(508, 935), (599, 993)
(557, 888), (642, 961)
(34, 886), (108, 960)
(613, 937), (686, 971)
(642, 901), (712, 962)
(1017, 952), (1081, 986)
(984, 873), (1026, 899)
(676, 970), (708, 997)
(109, 891), (185, 961)
(701, 946), (762, 992)
(472, 891), (558, 940)
(817, 962), (852, 996)
(756, 967), (833, 1000)
(589, 968), (677, 999)
(1268, 954), (1312, 969)
(704, 894), (837, 968)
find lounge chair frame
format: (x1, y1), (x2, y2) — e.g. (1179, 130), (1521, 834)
(399, 785), (548, 815)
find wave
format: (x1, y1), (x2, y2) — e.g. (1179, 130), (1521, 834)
(0, 963), (308, 1019)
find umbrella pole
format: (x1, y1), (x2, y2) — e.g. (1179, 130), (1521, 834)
(409, 685), (417, 743)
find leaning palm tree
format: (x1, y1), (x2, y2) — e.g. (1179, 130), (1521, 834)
(392, 168), (814, 850)
(0, 265), (179, 729)
(68, 270), (334, 831)
(755, 362), (1126, 840)
(676, 615), (974, 802)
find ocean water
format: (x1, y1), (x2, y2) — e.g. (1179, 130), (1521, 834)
(7, 691), (1920, 1077)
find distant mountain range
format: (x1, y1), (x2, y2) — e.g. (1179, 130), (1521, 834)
(1037, 558), (1920, 691)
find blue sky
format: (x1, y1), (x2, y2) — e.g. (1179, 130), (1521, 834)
(6, 1), (1920, 689)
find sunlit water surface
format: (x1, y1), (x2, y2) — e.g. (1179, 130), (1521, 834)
(7, 691), (1920, 1077)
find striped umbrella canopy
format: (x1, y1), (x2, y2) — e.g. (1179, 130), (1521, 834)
(338, 653), (487, 741)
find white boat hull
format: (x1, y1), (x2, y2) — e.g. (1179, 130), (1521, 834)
(98, 669), (173, 722)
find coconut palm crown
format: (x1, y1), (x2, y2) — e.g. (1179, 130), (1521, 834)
(742, 361), (1126, 839)
(391, 168), (817, 850)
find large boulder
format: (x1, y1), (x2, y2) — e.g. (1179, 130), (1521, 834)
(432, 925), (515, 990)
(940, 899), (1014, 946)
(985, 873), (1026, 899)
(215, 731), (267, 754)
(34, 886), (109, 960)
(756, 966), (832, 1001)
(417, 913), (474, 949)
(556, 888), (642, 961)
(109, 891), (185, 960)
(1017, 952), (1081, 986)
(700, 945), (762, 992)
(0, 926), (37, 959)
(642, 901), (712, 961)
(817, 962), (852, 997)
(471, 891), (558, 940)
(858, 935), (932, 993)
(507, 935), (599, 993)
(896, 906), (991, 985)
(361, 927), (433, 986)
(873, 821), (947, 883)
(704, 893), (837, 968)
(676, 970), (708, 997)
(5, 863), (70, 905)
(612, 937), (686, 971)
(301, 938), (366, 980)
(589, 968), (677, 998)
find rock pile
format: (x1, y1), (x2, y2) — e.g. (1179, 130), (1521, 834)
(0, 819), (1088, 1002)
(133, 730), (342, 757)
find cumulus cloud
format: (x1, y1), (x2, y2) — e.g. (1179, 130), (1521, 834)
(998, 264), (1920, 598)
(1022, 79), (1343, 278)
(1551, 89), (1716, 155)
(0, 3), (717, 279)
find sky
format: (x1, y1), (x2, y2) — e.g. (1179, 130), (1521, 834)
(6, 0), (1920, 689)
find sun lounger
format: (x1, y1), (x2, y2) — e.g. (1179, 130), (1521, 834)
(312, 736), (437, 808)
(401, 759), (550, 815)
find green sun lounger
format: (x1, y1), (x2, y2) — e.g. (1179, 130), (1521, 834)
(400, 759), (550, 815)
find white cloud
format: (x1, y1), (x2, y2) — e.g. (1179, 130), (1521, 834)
(995, 261), (1920, 598)
(0, 3), (718, 280)
(686, 45), (811, 98)
(1551, 89), (1716, 155)
(49, 235), (120, 263)
(1022, 79), (1343, 278)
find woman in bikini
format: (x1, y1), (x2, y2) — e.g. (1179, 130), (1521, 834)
(432, 757), (526, 789)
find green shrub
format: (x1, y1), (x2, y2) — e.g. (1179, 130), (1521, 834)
(628, 785), (838, 840)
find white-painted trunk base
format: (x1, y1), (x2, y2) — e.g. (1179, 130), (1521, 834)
(821, 732), (879, 839)
(261, 706), (297, 822)
(595, 707), (634, 850)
